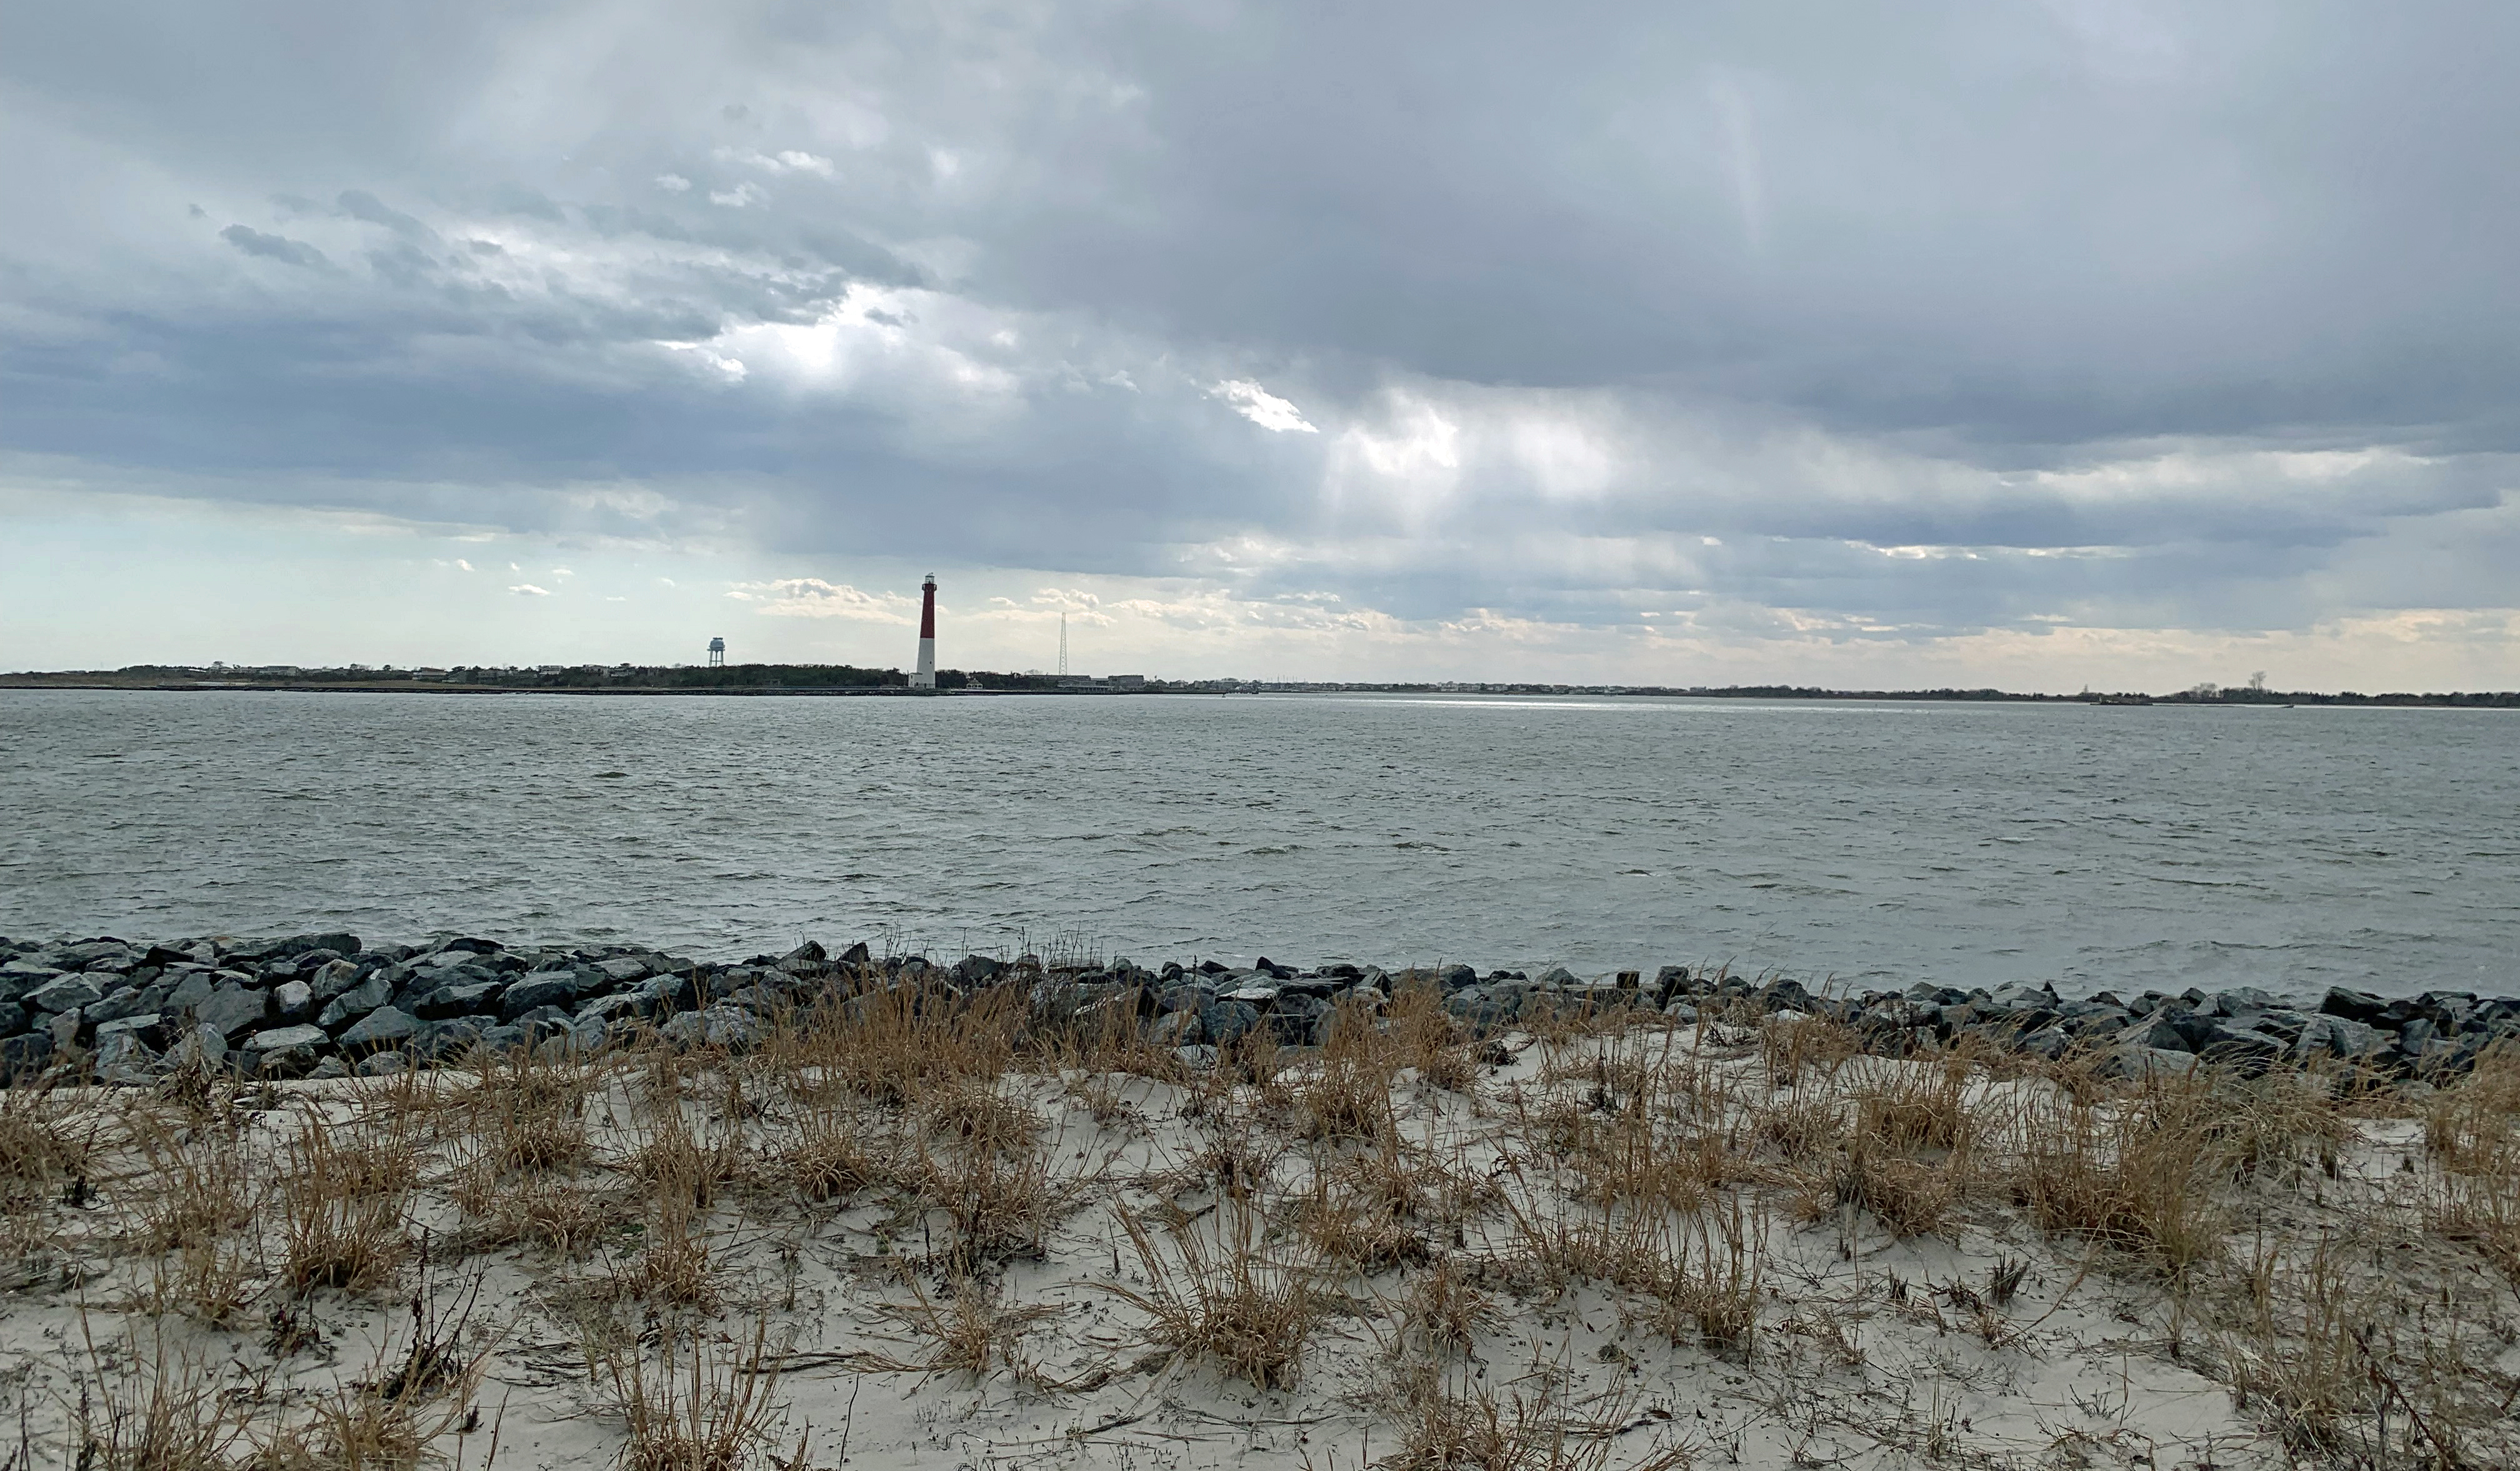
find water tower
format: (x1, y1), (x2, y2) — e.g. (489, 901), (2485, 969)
(707, 636), (725, 668)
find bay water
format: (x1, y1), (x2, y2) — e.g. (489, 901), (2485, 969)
(2, 689), (2512, 1001)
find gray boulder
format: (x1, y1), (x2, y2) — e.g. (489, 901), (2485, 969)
(1148, 1009), (1202, 1047)
(2014, 1025), (2071, 1061)
(0, 959), (64, 994)
(1445, 984), (1526, 1032)
(500, 972), (583, 1021)
(574, 992), (648, 1028)
(508, 1005), (574, 1040)
(412, 949), (484, 979)
(2208, 987), (2279, 1017)
(2319, 986), (2388, 1024)
(85, 985), (153, 1027)
(338, 1005), (422, 1052)
(1268, 994), (1331, 1045)
(594, 955), (652, 985)
(92, 1013), (165, 1052)
(1198, 997), (1261, 1047)
(415, 980), (502, 1020)
(158, 1022), (229, 1074)
(245, 1024), (332, 1075)
(94, 1029), (161, 1085)
(0, 1002), (24, 1038)
(2199, 1024), (2285, 1068)
(192, 982), (271, 1040)
(0, 1031), (54, 1080)
(162, 970), (219, 1013)
(316, 972), (393, 1029)
(2131, 1014), (2198, 1053)
(2101, 1044), (2203, 1081)
(658, 1004), (761, 1052)
(635, 974), (696, 1012)
(271, 979), (316, 1024)
(24, 974), (104, 1015)
(2293, 1014), (2385, 1062)
(306, 959), (366, 1002)
(409, 1017), (488, 1062)
(1535, 965), (1582, 988)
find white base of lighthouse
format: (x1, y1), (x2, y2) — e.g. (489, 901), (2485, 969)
(911, 636), (936, 688)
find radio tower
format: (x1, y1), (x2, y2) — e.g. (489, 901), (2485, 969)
(910, 575), (938, 688)
(1058, 613), (1068, 677)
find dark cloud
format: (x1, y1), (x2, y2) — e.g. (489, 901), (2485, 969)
(218, 224), (329, 269)
(4, 1), (2519, 649)
(336, 188), (435, 241)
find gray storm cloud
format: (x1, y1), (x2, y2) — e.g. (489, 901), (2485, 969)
(2, 0), (2516, 647)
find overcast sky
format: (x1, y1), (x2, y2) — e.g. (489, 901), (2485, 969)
(4, 1), (2516, 688)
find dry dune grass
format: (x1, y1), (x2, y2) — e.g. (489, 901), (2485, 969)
(1108, 1202), (1323, 1389)
(2425, 1041), (2520, 1285)
(3, 974), (2516, 1470)
(2010, 1074), (2238, 1273)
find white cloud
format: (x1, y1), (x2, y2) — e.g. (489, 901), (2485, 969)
(454, 558), (474, 571)
(1211, 380), (1319, 434)
(551, 566), (574, 576)
(509, 583), (551, 596)
(653, 173), (691, 192)
(712, 146), (837, 178)
(724, 578), (912, 622)
(708, 182), (765, 208)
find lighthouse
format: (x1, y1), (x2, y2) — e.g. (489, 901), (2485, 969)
(910, 574), (938, 688)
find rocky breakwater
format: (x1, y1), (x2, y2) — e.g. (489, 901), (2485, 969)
(1, 932), (2514, 1086)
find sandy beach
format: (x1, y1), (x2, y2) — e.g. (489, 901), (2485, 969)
(3, 958), (2515, 1471)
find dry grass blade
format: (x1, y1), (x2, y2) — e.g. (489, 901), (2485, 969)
(1397, 1259), (1499, 1355)
(1389, 982), (1477, 1093)
(602, 1317), (789, 1471)
(1106, 1202), (1322, 1388)
(0, 1087), (88, 1207)
(465, 1049), (595, 1175)
(1381, 1362), (1696, 1471)
(2011, 1076), (2228, 1273)
(906, 1129), (1081, 1273)
(622, 1111), (747, 1212)
(617, 1197), (721, 1311)
(276, 1118), (413, 1294)
(876, 1270), (1062, 1380)
(72, 1321), (254, 1471)
(776, 1104), (889, 1203)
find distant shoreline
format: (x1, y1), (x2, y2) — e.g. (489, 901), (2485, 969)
(4, 672), (2518, 708)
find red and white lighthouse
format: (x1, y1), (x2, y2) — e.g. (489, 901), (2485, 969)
(910, 574), (938, 687)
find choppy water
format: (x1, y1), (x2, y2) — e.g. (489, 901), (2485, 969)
(1, 689), (2513, 1000)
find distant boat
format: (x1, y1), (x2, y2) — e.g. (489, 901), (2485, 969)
(2088, 694), (2155, 706)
